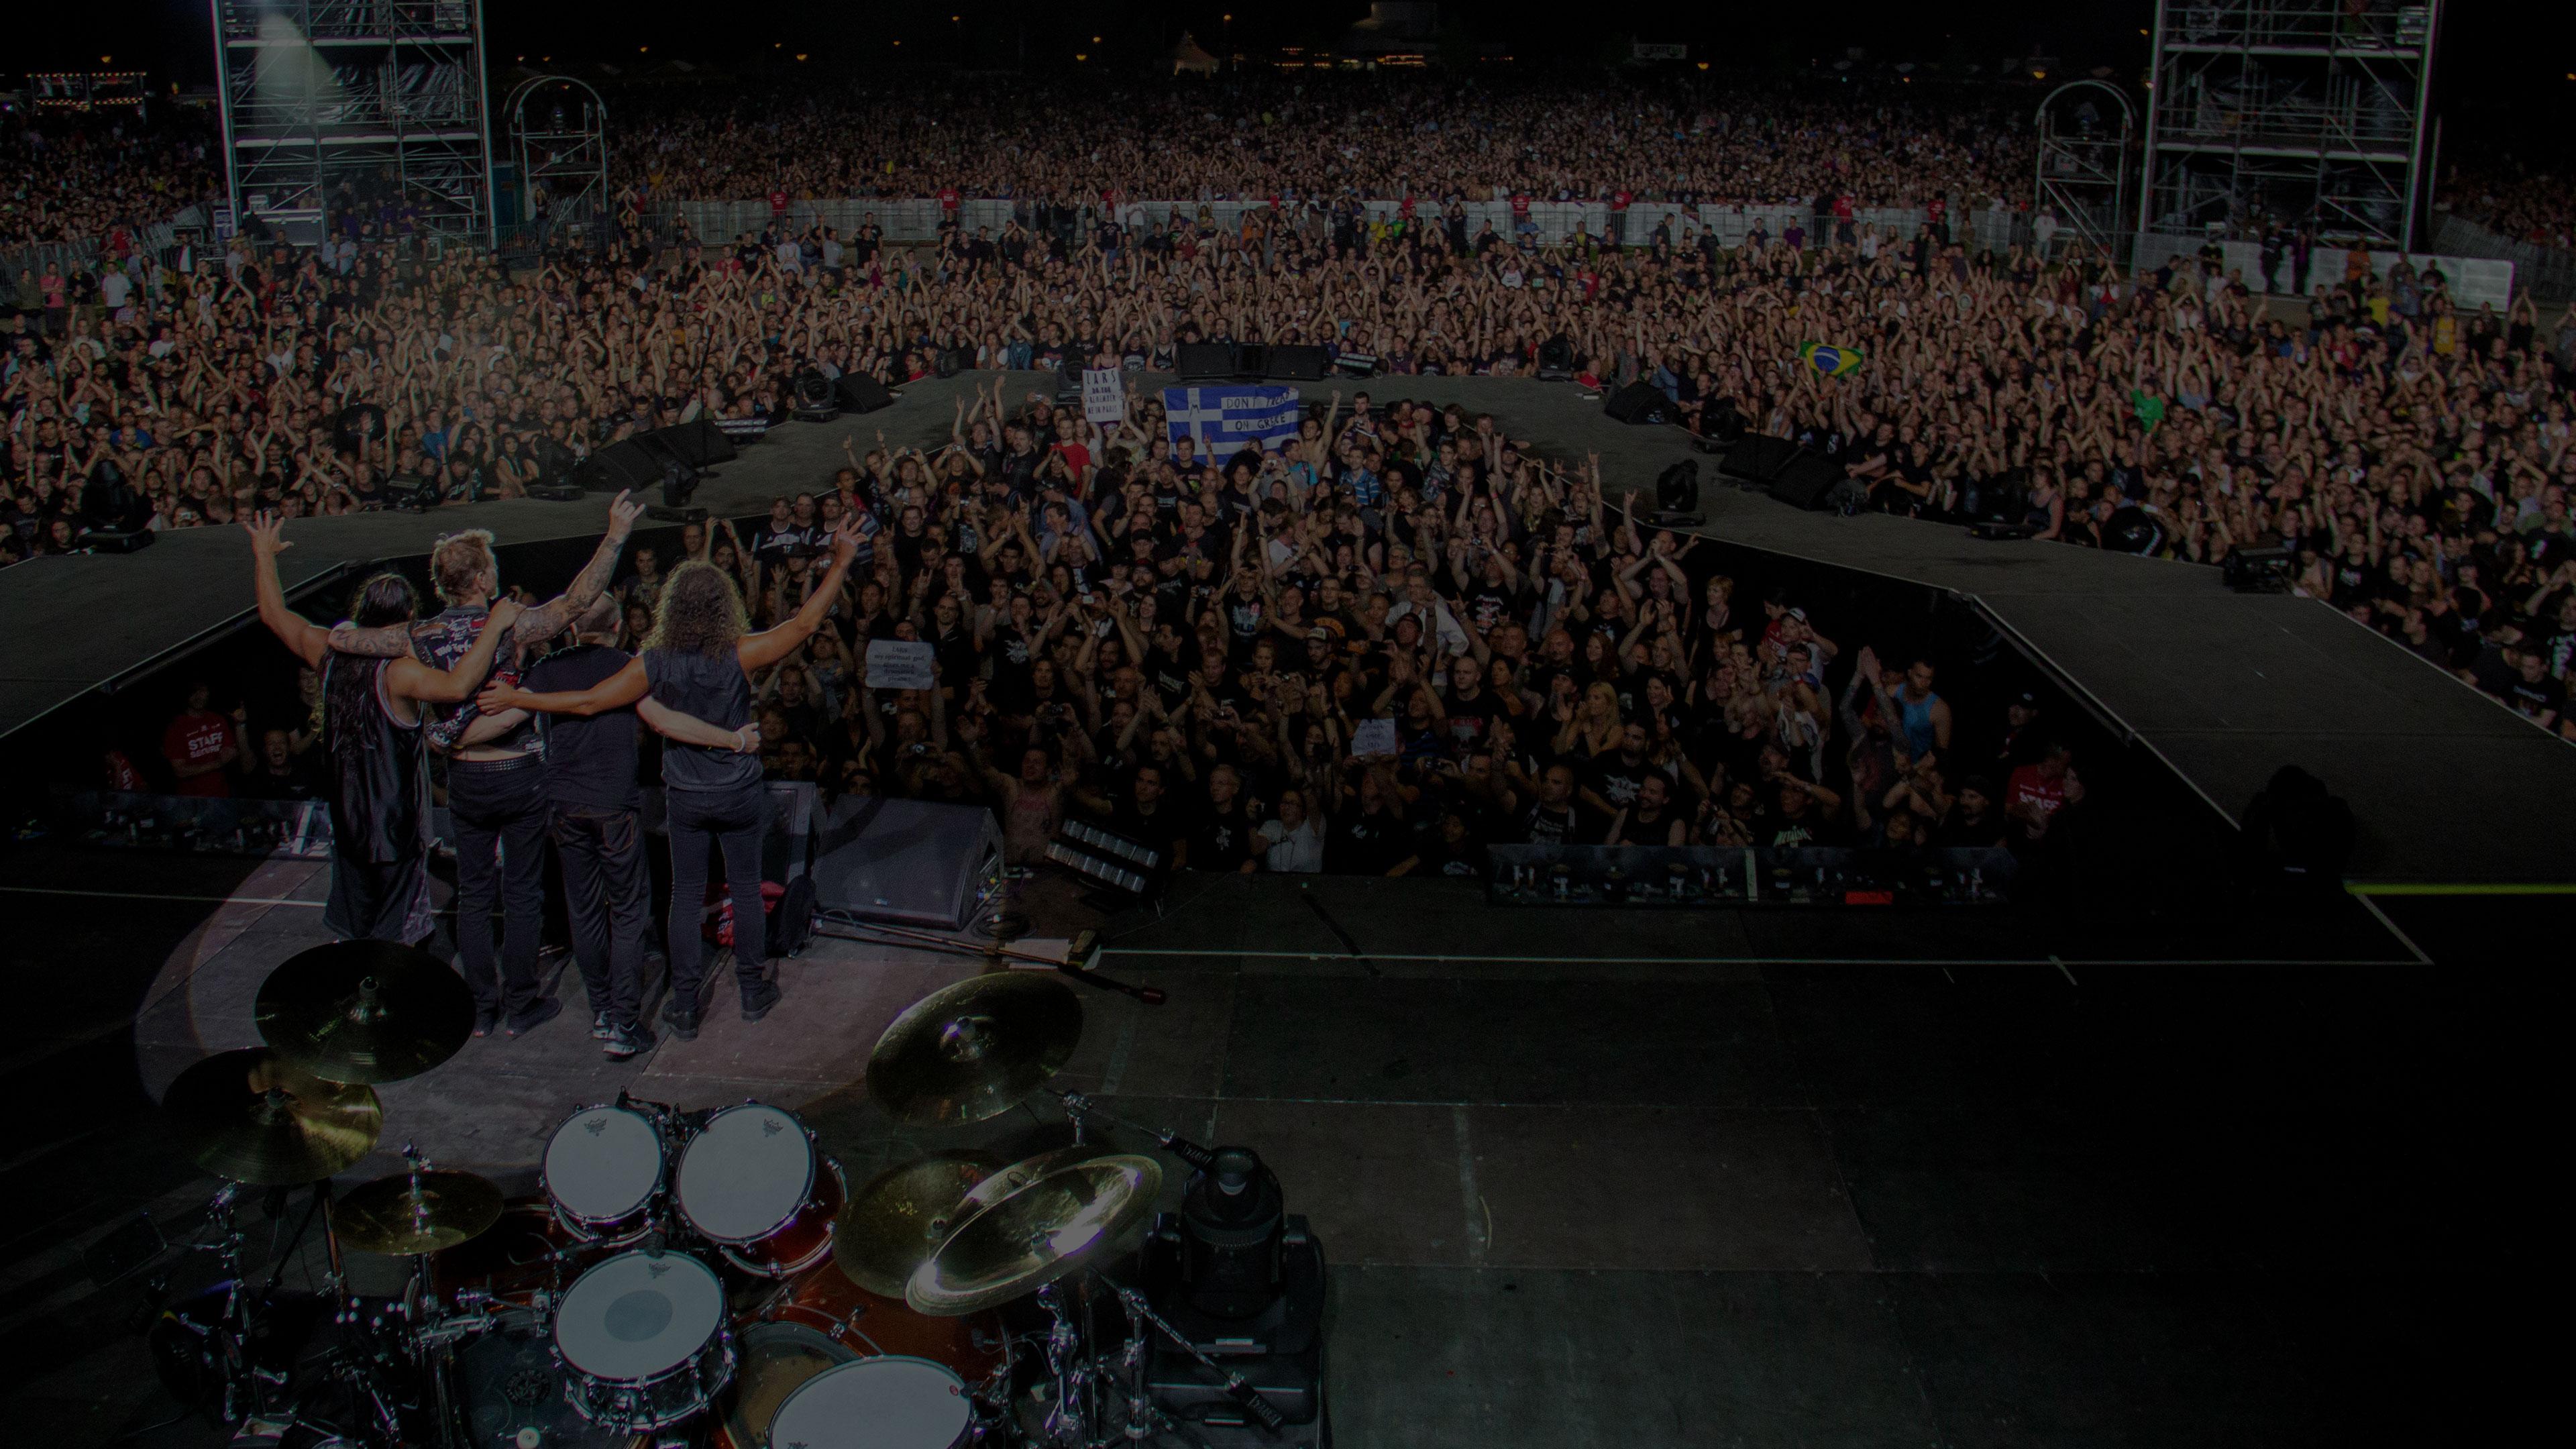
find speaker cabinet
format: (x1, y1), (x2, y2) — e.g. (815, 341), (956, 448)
(574, 439), (665, 494)
(1265, 345), (1331, 381)
(649, 417), (738, 469)
(1603, 382), (1673, 425)
(834, 374), (895, 414)
(1175, 343), (1237, 382)
(807, 797), (1003, 929)
(1720, 434), (1801, 484)
(1766, 450), (1847, 511)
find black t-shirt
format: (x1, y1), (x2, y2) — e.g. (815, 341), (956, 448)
(529, 643), (644, 809)
(1328, 808), (1414, 875)
(1187, 800), (1258, 872)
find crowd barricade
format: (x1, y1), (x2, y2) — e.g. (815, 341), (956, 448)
(1, 221), (182, 282)
(2432, 213), (2576, 305)
(2133, 230), (2517, 311)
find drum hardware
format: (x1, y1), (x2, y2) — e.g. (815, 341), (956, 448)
(254, 938), (478, 1084)
(830, 1150), (1004, 1299)
(335, 1148), (503, 1257)
(906, 1152), (1163, 1317)
(815, 914), (1167, 1005)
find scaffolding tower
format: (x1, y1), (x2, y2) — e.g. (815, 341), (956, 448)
(211, 0), (496, 248)
(2137, 0), (2438, 249)
(2034, 80), (2137, 260)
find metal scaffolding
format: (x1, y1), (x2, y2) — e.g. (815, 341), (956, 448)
(210, 0), (496, 248)
(2137, 0), (2438, 249)
(2033, 80), (2136, 260)
(504, 75), (610, 241)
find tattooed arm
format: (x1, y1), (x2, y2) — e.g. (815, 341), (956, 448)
(507, 489), (647, 650)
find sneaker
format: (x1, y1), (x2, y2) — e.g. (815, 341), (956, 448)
(590, 1012), (613, 1040)
(600, 1022), (656, 1060)
(740, 983), (782, 1023)
(504, 997), (564, 1038)
(659, 999), (700, 1042)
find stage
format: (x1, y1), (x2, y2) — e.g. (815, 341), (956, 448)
(2, 843), (2553, 1447)
(3, 372), (2567, 885)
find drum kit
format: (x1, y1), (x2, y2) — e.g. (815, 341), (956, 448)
(146, 942), (1328, 1448)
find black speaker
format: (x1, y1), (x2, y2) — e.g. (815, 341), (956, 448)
(77, 527), (155, 554)
(1701, 396), (1748, 444)
(575, 439), (665, 494)
(1265, 345), (1330, 382)
(1721, 434), (1801, 484)
(650, 417), (737, 469)
(1654, 459), (1700, 514)
(1233, 344), (1271, 380)
(1604, 382), (1673, 425)
(937, 347), (971, 378)
(808, 796), (1003, 929)
(1176, 342), (1237, 382)
(835, 373), (895, 414)
(631, 431), (700, 508)
(1535, 335), (1575, 380)
(1766, 450), (1845, 511)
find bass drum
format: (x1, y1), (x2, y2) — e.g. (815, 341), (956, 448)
(711, 1263), (1009, 1449)
(449, 1318), (648, 1449)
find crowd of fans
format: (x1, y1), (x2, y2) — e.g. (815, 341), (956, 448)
(1, 111), (219, 251)
(5, 78), (2573, 751)
(2449, 160), (2576, 251)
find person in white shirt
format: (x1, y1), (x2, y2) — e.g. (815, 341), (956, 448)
(1258, 788), (1324, 874)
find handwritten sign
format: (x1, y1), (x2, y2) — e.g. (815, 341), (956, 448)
(1350, 718), (1399, 758)
(865, 639), (938, 692)
(1082, 368), (1125, 425)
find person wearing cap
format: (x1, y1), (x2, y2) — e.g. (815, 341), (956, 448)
(1994, 689), (2045, 771)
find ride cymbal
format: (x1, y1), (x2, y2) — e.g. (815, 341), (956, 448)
(162, 1049), (382, 1185)
(906, 1152), (1161, 1316)
(830, 1151), (1002, 1298)
(335, 1168), (504, 1256)
(865, 973), (1083, 1126)
(256, 939), (475, 1084)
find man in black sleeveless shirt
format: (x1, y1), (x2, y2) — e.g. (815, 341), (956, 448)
(243, 514), (524, 943)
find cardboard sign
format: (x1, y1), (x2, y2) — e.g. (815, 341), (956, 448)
(865, 639), (938, 692)
(1350, 718), (1399, 758)
(1082, 368), (1125, 425)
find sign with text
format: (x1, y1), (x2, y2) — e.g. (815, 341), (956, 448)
(1082, 368), (1125, 425)
(865, 639), (938, 692)
(1350, 718), (1399, 758)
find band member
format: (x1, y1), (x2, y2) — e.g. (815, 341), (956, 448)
(481, 517), (860, 1039)
(331, 492), (645, 1038)
(242, 513), (522, 945)
(521, 596), (765, 1059)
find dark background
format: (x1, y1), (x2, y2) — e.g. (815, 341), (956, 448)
(19, 2), (2576, 152)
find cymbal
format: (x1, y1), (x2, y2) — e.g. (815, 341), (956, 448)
(906, 1151), (1161, 1317)
(865, 973), (1083, 1126)
(163, 1049), (383, 1185)
(830, 1150), (1002, 1298)
(256, 939), (475, 1085)
(335, 1168), (504, 1256)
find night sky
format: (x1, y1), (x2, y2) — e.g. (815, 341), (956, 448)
(20, 1), (2575, 152)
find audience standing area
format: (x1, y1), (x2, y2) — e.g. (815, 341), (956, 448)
(4, 371), (2568, 888)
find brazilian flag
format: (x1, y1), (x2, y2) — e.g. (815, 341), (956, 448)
(1800, 341), (1865, 377)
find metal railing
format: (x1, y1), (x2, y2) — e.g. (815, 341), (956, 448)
(2432, 213), (2576, 305)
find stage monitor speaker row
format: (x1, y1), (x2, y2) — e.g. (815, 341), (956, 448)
(834, 374), (896, 414)
(1766, 450), (1846, 511)
(1175, 342), (1237, 383)
(807, 796), (1003, 930)
(575, 438), (665, 494)
(1721, 434), (1801, 484)
(649, 417), (737, 469)
(1603, 382), (1674, 426)
(1266, 345), (1331, 381)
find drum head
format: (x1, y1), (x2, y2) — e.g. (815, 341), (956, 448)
(678, 1104), (814, 1242)
(545, 1106), (663, 1222)
(555, 1250), (725, 1382)
(769, 1356), (969, 1449)
(724, 1321), (857, 1448)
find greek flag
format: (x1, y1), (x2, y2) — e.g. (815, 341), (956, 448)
(1162, 385), (1303, 454)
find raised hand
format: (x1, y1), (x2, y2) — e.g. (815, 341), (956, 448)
(606, 489), (645, 533)
(243, 510), (292, 556)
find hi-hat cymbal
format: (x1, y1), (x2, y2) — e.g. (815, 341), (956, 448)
(163, 1049), (383, 1185)
(335, 1168), (504, 1256)
(830, 1150), (1002, 1298)
(865, 973), (1083, 1126)
(256, 939), (475, 1084)
(906, 1152), (1161, 1317)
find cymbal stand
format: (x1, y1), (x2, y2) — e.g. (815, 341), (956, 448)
(1107, 1283), (1288, 1436)
(1050, 1091), (1216, 1168)
(1034, 1283), (1089, 1447)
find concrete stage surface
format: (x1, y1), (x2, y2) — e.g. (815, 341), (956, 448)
(11, 846), (2526, 1449)
(3, 371), (2565, 884)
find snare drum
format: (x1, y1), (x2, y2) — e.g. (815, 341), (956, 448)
(676, 1104), (845, 1277)
(552, 1249), (735, 1434)
(544, 1103), (669, 1245)
(767, 1357), (975, 1449)
(713, 1263), (1008, 1449)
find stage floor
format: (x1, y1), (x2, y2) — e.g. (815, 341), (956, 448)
(1, 847), (2548, 1448)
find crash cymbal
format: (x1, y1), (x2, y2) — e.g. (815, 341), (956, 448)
(830, 1150), (1003, 1298)
(256, 939), (475, 1085)
(335, 1168), (504, 1256)
(163, 1049), (382, 1186)
(865, 973), (1083, 1126)
(906, 1152), (1161, 1317)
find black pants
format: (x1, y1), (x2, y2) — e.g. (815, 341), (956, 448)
(551, 802), (651, 1030)
(447, 756), (549, 1022)
(666, 785), (768, 1016)
(325, 853), (431, 946)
